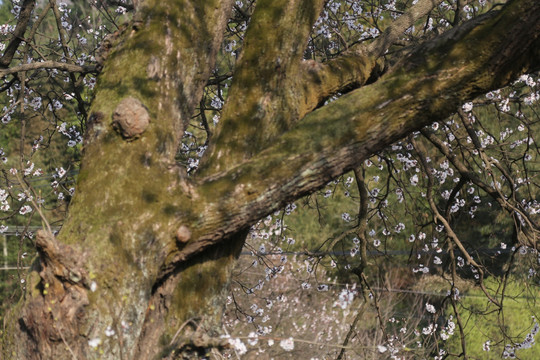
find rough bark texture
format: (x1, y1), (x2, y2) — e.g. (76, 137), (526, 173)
(2, 0), (540, 359)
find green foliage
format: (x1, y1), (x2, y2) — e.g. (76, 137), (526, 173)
(0, 1), (13, 24)
(446, 277), (540, 359)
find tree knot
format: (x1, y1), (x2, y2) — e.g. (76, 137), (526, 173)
(176, 225), (192, 243)
(112, 97), (150, 140)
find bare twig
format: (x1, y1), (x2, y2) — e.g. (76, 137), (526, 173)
(169, 317), (199, 346)
(13, 171), (53, 237)
(0, 61), (97, 78)
(412, 136), (501, 307)
(49, 0), (89, 119)
(54, 322), (78, 360)
(336, 302), (367, 360)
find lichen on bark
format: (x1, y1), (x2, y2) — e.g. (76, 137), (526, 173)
(2, 0), (540, 359)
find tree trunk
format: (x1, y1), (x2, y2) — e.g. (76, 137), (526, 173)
(4, 1), (241, 358)
(2, 0), (540, 359)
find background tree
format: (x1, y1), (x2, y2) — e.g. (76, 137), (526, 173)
(0, 0), (539, 359)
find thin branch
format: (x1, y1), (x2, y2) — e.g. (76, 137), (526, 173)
(336, 302), (367, 360)
(169, 318), (199, 346)
(301, 0), (443, 109)
(0, 61), (97, 78)
(353, 166), (369, 275)
(421, 127), (539, 245)
(0, 0), (36, 68)
(54, 322), (78, 360)
(49, 0), (89, 119)
(412, 136), (501, 308)
(13, 171), (53, 237)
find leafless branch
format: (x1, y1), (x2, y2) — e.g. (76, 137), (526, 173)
(0, 61), (97, 78)
(0, 0), (36, 68)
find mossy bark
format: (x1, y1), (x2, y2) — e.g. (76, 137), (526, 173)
(4, 1), (237, 359)
(2, 0), (540, 359)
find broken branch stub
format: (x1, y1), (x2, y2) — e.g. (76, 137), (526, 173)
(112, 97), (150, 139)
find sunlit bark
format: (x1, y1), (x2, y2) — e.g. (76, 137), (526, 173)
(3, 0), (540, 359)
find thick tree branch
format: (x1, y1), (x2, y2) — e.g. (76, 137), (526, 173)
(201, 0), (326, 174)
(202, 0), (443, 176)
(368, 0), (441, 57)
(164, 0), (540, 276)
(298, 0), (442, 112)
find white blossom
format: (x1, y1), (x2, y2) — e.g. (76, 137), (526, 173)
(88, 338), (101, 348)
(279, 337), (295, 351)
